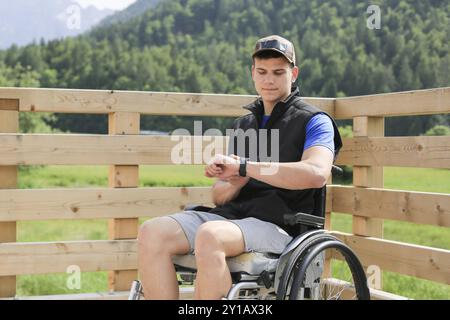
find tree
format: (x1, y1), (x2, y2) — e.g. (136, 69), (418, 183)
(424, 125), (450, 136)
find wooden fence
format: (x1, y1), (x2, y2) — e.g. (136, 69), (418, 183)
(0, 86), (449, 300)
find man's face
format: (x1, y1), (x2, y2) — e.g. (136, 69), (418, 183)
(252, 57), (299, 105)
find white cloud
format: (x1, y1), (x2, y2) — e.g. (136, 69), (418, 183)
(73, 0), (137, 11)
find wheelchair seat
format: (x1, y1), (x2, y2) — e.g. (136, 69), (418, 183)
(172, 251), (280, 276)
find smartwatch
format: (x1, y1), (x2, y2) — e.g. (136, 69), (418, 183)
(239, 157), (248, 177)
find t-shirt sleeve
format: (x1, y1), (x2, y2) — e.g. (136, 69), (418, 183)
(303, 113), (335, 155)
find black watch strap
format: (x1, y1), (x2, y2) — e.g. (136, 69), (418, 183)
(239, 157), (248, 177)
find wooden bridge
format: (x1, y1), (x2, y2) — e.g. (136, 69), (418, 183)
(0, 86), (449, 299)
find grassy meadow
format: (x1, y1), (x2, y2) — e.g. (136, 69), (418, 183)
(13, 165), (450, 299)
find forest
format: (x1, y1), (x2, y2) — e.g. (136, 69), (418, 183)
(0, 0), (448, 135)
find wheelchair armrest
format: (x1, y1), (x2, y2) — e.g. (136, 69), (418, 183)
(332, 165), (343, 176)
(283, 212), (325, 228)
(184, 204), (213, 212)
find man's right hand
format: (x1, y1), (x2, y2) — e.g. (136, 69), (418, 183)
(204, 162), (223, 178)
(205, 162), (249, 187)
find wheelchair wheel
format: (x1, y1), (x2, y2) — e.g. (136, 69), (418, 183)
(289, 240), (370, 300)
(276, 232), (339, 299)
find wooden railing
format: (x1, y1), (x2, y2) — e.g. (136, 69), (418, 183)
(0, 86), (449, 300)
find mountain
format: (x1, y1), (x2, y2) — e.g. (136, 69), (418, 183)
(98, 0), (161, 27)
(1, 0), (448, 135)
(0, 0), (114, 49)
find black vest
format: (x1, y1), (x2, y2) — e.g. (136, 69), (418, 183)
(209, 87), (343, 235)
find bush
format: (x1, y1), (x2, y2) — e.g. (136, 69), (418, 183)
(338, 125), (353, 138)
(424, 125), (450, 136)
(19, 113), (61, 134)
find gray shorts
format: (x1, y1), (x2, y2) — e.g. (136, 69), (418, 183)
(168, 210), (293, 254)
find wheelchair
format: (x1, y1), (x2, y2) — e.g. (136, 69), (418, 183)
(129, 166), (370, 300)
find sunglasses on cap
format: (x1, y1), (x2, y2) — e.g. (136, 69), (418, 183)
(255, 39), (289, 52)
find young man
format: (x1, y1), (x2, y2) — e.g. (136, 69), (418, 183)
(138, 35), (342, 300)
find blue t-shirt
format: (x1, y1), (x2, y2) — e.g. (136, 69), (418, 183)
(260, 113), (334, 155)
(261, 115), (270, 128)
(303, 113), (335, 155)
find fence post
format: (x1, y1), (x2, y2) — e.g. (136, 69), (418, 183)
(325, 177), (333, 231)
(0, 99), (19, 298)
(108, 112), (140, 292)
(352, 116), (384, 290)
(323, 175), (333, 280)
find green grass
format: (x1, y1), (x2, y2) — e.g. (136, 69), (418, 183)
(18, 219), (109, 242)
(17, 272), (109, 297)
(18, 165), (214, 189)
(384, 167), (450, 194)
(13, 165), (450, 299)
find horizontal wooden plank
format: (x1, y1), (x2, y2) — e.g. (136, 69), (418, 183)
(0, 240), (137, 276)
(2, 134), (449, 168)
(0, 87), (251, 116)
(335, 87), (450, 119)
(336, 136), (450, 168)
(2, 236), (449, 286)
(2, 86), (448, 119)
(368, 287), (410, 300)
(4, 291), (130, 300)
(0, 186), (332, 222)
(331, 231), (450, 284)
(2, 287), (195, 300)
(0, 134), (228, 165)
(0, 187), (213, 222)
(332, 186), (450, 227)
(302, 97), (335, 115)
(3, 286), (407, 300)
(2, 286), (406, 300)
(0, 87), (335, 117)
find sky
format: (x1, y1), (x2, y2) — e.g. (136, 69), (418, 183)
(73, 0), (137, 11)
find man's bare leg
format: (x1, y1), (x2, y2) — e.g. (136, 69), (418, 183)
(138, 217), (190, 299)
(194, 221), (245, 299)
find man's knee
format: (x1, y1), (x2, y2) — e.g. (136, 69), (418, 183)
(138, 219), (163, 251)
(195, 223), (223, 254)
(194, 221), (244, 259)
(138, 217), (188, 255)
(194, 223), (225, 266)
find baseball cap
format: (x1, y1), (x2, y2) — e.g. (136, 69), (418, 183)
(252, 35), (296, 66)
